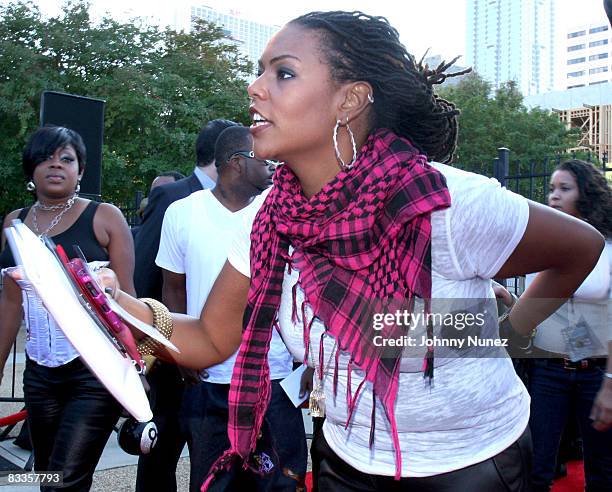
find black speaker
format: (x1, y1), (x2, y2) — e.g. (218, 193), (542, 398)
(40, 91), (105, 199)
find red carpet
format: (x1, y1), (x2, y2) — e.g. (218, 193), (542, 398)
(306, 461), (585, 491)
(305, 472), (312, 490)
(551, 461), (585, 492)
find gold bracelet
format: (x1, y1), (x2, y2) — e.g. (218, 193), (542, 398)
(137, 298), (173, 357)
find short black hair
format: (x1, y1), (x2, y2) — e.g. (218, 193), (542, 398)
(158, 170), (185, 181)
(214, 126), (251, 169)
(555, 159), (612, 238)
(22, 125), (86, 180)
(195, 119), (239, 167)
(290, 11), (470, 163)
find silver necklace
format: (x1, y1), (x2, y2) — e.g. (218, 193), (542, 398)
(32, 196), (76, 237)
(35, 200), (72, 211)
(308, 331), (337, 418)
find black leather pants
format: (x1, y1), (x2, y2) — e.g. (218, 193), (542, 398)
(314, 428), (532, 492)
(24, 356), (121, 492)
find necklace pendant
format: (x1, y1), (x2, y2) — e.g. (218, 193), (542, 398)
(308, 385), (325, 418)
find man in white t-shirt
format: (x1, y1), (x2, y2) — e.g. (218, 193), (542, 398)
(156, 126), (307, 491)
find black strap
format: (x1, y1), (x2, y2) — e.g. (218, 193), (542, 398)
(17, 207), (31, 221)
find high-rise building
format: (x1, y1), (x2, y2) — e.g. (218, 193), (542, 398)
(564, 22), (611, 89)
(188, 5), (280, 78)
(465, 0), (556, 96)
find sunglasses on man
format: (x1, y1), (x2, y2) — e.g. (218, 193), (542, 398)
(227, 151), (280, 167)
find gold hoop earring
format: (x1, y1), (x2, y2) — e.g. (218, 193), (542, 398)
(332, 118), (357, 170)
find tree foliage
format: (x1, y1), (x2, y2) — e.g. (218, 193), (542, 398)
(0, 0), (252, 216)
(438, 73), (580, 175)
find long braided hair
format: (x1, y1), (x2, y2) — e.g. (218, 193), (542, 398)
(290, 11), (470, 164)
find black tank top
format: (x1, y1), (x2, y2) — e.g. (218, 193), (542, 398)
(0, 201), (108, 268)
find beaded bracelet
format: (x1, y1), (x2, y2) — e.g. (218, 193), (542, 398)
(137, 298), (173, 357)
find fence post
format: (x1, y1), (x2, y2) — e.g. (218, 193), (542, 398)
(133, 191), (143, 226)
(134, 190), (143, 210)
(492, 147), (511, 288)
(493, 147), (510, 187)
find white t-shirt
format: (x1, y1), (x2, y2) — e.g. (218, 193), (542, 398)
(526, 240), (611, 357)
(156, 189), (293, 383)
(228, 163), (531, 477)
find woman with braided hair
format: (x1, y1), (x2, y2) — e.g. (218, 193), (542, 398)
(89, 10), (607, 492)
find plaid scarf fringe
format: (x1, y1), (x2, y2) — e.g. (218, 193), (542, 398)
(202, 129), (450, 490)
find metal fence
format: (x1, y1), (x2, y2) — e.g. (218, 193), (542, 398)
(494, 148), (556, 204)
(466, 147), (610, 204)
(119, 190), (144, 228)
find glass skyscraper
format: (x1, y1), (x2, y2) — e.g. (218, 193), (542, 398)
(466, 0), (556, 96)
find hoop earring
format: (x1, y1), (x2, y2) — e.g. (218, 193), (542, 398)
(75, 180), (81, 195)
(333, 118), (357, 170)
(26, 180), (36, 192)
(367, 93), (374, 104)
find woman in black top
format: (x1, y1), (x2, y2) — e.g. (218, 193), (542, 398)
(0, 126), (135, 491)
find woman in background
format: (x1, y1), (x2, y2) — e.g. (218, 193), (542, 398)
(527, 159), (612, 492)
(0, 125), (135, 491)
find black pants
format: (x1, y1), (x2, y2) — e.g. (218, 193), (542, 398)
(313, 428), (532, 492)
(191, 380), (308, 492)
(135, 361), (186, 492)
(310, 417), (325, 492)
(24, 356), (121, 492)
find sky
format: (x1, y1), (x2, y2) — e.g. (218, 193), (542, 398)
(4, 0), (610, 63)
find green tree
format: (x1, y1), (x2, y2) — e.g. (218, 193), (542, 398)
(438, 73), (579, 174)
(0, 0), (252, 217)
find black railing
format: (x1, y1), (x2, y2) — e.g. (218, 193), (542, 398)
(119, 190), (144, 228)
(465, 148), (609, 205)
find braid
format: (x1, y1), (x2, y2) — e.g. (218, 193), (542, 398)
(291, 11), (471, 163)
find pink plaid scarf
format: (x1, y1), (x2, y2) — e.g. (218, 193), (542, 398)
(203, 128), (450, 489)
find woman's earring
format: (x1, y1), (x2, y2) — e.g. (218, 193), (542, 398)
(333, 118), (357, 170)
(345, 118), (357, 167)
(26, 180), (36, 192)
(367, 93), (374, 104)
(75, 180), (81, 195)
